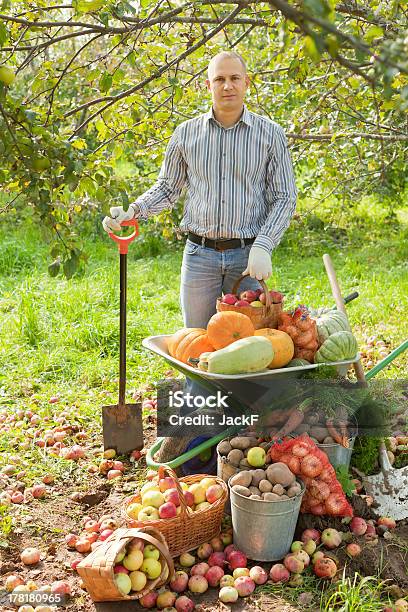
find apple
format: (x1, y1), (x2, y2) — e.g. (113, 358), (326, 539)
(188, 575), (208, 593)
(228, 550), (247, 569)
(235, 299), (250, 307)
(200, 477), (217, 491)
(65, 533), (78, 548)
(303, 539), (317, 555)
(141, 558), (162, 579)
(365, 523), (377, 540)
(269, 291), (283, 303)
(234, 576), (256, 597)
(247, 447), (266, 467)
(140, 482), (160, 496)
(175, 595), (195, 612)
(84, 520), (100, 533)
(220, 531), (232, 546)
(321, 528), (342, 549)
(98, 529), (113, 542)
(5, 575), (24, 591)
(188, 483), (206, 504)
(127, 503), (143, 520)
(195, 501), (211, 511)
(159, 476), (177, 492)
(142, 490), (165, 508)
(163, 488), (180, 506)
(251, 301), (263, 307)
(140, 591), (158, 608)
(183, 491), (194, 507)
(314, 557), (337, 579)
(377, 516), (396, 529)
(346, 543), (361, 557)
(170, 570), (189, 593)
(301, 528), (321, 544)
(143, 544), (160, 560)
(205, 565), (224, 587)
(209, 536), (224, 552)
(114, 565), (129, 574)
(312, 551), (325, 564)
(249, 566), (268, 585)
(156, 589), (176, 609)
(220, 574), (235, 587)
(51, 581), (71, 595)
(197, 543), (213, 559)
(32, 484), (46, 499)
(294, 550), (310, 567)
(288, 573), (303, 587)
(283, 554), (304, 574)
(233, 567), (250, 579)
(291, 540), (304, 553)
(159, 502), (177, 519)
(0, 66), (16, 86)
(138, 506), (160, 522)
(20, 547), (40, 565)
(219, 586), (239, 603)
(222, 294), (238, 305)
(206, 484), (223, 504)
(350, 517), (367, 536)
(208, 551), (226, 567)
(115, 573), (132, 595)
(224, 544), (237, 560)
(123, 549), (144, 571)
(191, 562), (210, 576)
(240, 290), (258, 303)
(179, 552), (195, 567)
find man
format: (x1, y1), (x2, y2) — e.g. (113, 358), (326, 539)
(103, 50), (297, 330)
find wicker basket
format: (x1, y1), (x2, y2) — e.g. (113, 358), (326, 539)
(76, 526), (174, 602)
(122, 466), (228, 557)
(216, 278), (282, 329)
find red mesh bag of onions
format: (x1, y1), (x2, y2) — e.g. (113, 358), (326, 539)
(269, 433), (353, 517)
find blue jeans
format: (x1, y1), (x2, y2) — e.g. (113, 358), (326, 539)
(179, 239), (262, 415)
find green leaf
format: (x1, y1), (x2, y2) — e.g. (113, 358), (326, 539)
(365, 25), (383, 43)
(304, 36), (321, 63)
(63, 252), (79, 279)
(75, 0), (104, 13)
(0, 22), (9, 48)
(48, 257), (61, 278)
(99, 72), (112, 93)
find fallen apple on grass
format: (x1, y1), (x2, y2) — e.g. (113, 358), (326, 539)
(321, 528), (342, 549)
(346, 543), (362, 557)
(249, 566), (268, 585)
(188, 575), (208, 594)
(219, 585), (239, 603)
(20, 547), (41, 565)
(170, 570), (189, 593)
(313, 557), (337, 579)
(205, 565), (224, 587)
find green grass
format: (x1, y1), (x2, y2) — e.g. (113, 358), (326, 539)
(1, 203), (407, 403)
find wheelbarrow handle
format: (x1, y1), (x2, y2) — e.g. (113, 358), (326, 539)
(108, 218), (139, 254)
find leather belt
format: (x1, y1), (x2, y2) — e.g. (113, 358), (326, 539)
(187, 232), (255, 251)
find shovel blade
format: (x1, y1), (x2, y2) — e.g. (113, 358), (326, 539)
(363, 468), (408, 521)
(102, 403), (143, 455)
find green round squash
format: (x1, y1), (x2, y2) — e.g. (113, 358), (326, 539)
(316, 311), (350, 343)
(314, 331), (358, 363)
(286, 358), (311, 367)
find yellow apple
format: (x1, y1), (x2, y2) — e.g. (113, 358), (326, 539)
(188, 483), (206, 504)
(141, 490), (165, 508)
(0, 66), (15, 86)
(123, 549), (143, 571)
(129, 570), (147, 591)
(200, 477), (217, 492)
(247, 446), (266, 467)
(138, 506), (159, 521)
(195, 501), (211, 511)
(126, 502), (143, 519)
(140, 482), (160, 496)
(143, 545), (160, 560)
(141, 558), (162, 579)
(180, 482), (189, 491)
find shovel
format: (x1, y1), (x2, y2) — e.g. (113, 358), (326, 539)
(323, 254), (408, 519)
(102, 219), (144, 454)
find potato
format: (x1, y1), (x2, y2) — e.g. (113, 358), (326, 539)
(272, 484), (285, 496)
(310, 426), (329, 443)
(263, 492), (281, 501)
(322, 436), (335, 444)
(230, 471), (252, 488)
(248, 486), (261, 497)
(239, 458), (251, 469)
(230, 437), (252, 450)
(218, 440), (232, 456)
(227, 449), (244, 467)
(266, 463), (295, 487)
(250, 469), (266, 487)
(287, 484), (301, 498)
(249, 494), (262, 500)
(280, 494), (289, 500)
(246, 437), (259, 448)
(258, 479), (272, 493)
(232, 485), (251, 497)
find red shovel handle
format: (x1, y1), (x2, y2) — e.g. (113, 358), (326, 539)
(108, 218), (139, 254)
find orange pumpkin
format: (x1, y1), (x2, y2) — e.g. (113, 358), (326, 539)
(254, 328), (294, 368)
(167, 328), (214, 364)
(207, 311), (255, 350)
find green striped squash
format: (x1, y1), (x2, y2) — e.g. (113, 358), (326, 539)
(314, 331), (358, 363)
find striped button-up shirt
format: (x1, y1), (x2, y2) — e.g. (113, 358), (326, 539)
(133, 104), (297, 253)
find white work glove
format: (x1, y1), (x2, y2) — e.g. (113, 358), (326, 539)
(102, 205), (137, 233)
(242, 246), (272, 281)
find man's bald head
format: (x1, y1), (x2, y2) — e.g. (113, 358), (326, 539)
(207, 51), (247, 80)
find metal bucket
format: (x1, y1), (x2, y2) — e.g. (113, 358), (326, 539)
(229, 477), (305, 562)
(316, 437), (356, 470)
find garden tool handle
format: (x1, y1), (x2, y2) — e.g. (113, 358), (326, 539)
(108, 218), (139, 254)
(323, 254), (367, 385)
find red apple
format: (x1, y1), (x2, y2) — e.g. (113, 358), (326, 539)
(205, 565), (224, 587)
(249, 566), (268, 585)
(51, 581), (71, 595)
(183, 491), (194, 507)
(159, 477), (177, 492)
(234, 576), (255, 597)
(84, 520), (100, 533)
(224, 544), (237, 560)
(170, 570), (189, 593)
(190, 562), (209, 576)
(209, 536), (224, 552)
(235, 300), (250, 307)
(208, 551), (226, 567)
(222, 294), (238, 305)
(197, 543), (213, 559)
(163, 488), (180, 507)
(314, 557), (337, 578)
(240, 290), (258, 303)
(139, 591), (158, 608)
(364, 523), (377, 540)
(206, 485), (223, 504)
(159, 501), (177, 519)
(269, 290), (283, 303)
(350, 517), (367, 536)
(301, 528), (321, 545)
(228, 550), (247, 570)
(269, 563), (290, 583)
(377, 516), (396, 530)
(284, 554), (304, 574)
(321, 528), (342, 549)
(175, 595), (195, 612)
(346, 543), (361, 557)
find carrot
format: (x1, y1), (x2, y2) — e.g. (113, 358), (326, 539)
(326, 418), (349, 447)
(271, 407), (305, 439)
